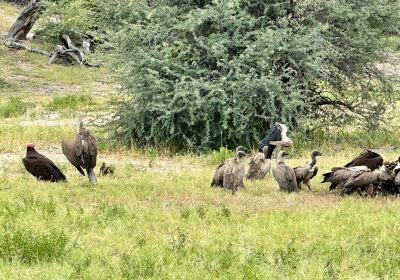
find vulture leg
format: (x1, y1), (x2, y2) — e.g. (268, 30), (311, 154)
(305, 180), (311, 191)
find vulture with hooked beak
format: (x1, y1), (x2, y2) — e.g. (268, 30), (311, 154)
(211, 146), (247, 188)
(61, 121), (97, 183)
(245, 146), (272, 180)
(293, 150), (322, 190)
(22, 144), (66, 182)
(272, 151), (298, 193)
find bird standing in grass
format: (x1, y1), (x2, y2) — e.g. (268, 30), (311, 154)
(62, 121), (97, 183)
(246, 146), (272, 180)
(222, 149), (247, 194)
(22, 143), (66, 182)
(293, 150), (322, 190)
(272, 151), (298, 193)
(211, 146), (247, 188)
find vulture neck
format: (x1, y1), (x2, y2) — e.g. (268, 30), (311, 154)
(277, 154), (285, 164)
(310, 155), (317, 167)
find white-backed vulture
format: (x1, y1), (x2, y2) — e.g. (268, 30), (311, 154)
(272, 151), (298, 193)
(245, 146), (271, 180)
(22, 144), (66, 182)
(61, 121), (97, 183)
(222, 150), (247, 194)
(211, 146), (246, 187)
(293, 150), (322, 190)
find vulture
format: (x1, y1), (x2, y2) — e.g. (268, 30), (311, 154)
(293, 150), (322, 190)
(344, 149), (383, 171)
(61, 121), (98, 183)
(321, 166), (369, 192)
(245, 146), (272, 180)
(339, 169), (380, 195)
(395, 160), (400, 187)
(22, 144), (66, 182)
(272, 151), (298, 193)
(99, 162), (115, 176)
(222, 149), (247, 194)
(211, 146), (247, 188)
(258, 123), (292, 159)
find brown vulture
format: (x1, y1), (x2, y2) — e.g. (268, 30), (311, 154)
(22, 144), (66, 182)
(211, 146), (246, 188)
(344, 149), (383, 171)
(272, 151), (298, 193)
(61, 121), (97, 183)
(99, 162), (115, 176)
(222, 150), (247, 194)
(321, 166), (369, 192)
(340, 169), (380, 195)
(293, 150), (322, 190)
(245, 146), (272, 180)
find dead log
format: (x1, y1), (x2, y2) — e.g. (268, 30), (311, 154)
(6, 0), (42, 41)
(5, 39), (50, 56)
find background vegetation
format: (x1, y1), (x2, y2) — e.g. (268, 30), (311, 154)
(1, 1), (400, 279)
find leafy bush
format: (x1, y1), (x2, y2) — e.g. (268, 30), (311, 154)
(106, 0), (399, 150)
(0, 97), (28, 118)
(47, 93), (94, 111)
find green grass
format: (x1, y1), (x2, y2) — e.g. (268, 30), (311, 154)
(0, 98), (28, 118)
(47, 93), (95, 111)
(1, 151), (400, 279)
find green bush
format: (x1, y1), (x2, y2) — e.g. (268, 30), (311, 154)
(107, 0), (399, 150)
(0, 97), (28, 118)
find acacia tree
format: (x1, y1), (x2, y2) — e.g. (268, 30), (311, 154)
(105, 0), (398, 150)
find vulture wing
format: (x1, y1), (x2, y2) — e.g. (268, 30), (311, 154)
(211, 161), (226, 187)
(344, 150), (383, 171)
(75, 127), (97, 169)
(246, 153), (271, 180)
(22, 155), (66, 182)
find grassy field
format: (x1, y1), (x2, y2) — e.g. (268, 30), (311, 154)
(1, 1), (400, 279)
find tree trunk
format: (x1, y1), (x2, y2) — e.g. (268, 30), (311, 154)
(6, 0), (41, 41)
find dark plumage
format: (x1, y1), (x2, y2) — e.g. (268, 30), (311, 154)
(222, 150), (247, 194)
(293, 150), (322, 190)
(344, 149), (383, 171)
(245, 146), (272, 180)
(22, 144), (66, 182)
(321, 166), (369, 192)
(340, 169), (380, 195)
(99, 162), (115, 175)
(272, 151), (298, 193)
(62, 121), (98, 183)
(211, 146), (246, 187)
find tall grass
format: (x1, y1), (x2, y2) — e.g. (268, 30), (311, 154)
(0, 98), (28, 118)
(47, 94), (95, 111)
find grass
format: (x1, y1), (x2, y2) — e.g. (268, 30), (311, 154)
(47, 93), (95, 111)
(0, 97), (29, 118)
(1, 151), (400, 279)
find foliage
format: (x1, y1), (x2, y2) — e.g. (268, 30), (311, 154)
(104, 0), (400, 150)
(0, 97), (28, 118)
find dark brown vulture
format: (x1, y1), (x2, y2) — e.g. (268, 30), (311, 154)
(222, 150), (247, 194)
(293, 150), (322, 190)
(211, 146), (246, 188)
(22, 144), (66, 182)
(321, 166), (369, 192)
(245, 146), (272, 180)
(344, 149), (383, 171)
(61, 121), (97, 183)
(99, 162), (115, 176)
(340, 169), (380, 195)
(272, 151), (298, 193)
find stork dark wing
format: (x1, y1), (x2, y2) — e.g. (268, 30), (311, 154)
(344, 150), (383, 171)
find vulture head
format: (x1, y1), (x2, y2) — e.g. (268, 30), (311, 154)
(235, 146), (247, 153)
(27, 143), (35, 151)
(379, 161), (397, 182)
(236, 150), (247, 159)
(311, 150), (323, 157)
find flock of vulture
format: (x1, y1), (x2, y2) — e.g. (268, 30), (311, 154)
(211, 123), (400, 196)
(22, 121), (113, 184)
(20, 121), (400, 196)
